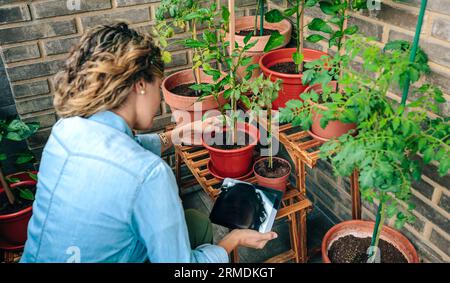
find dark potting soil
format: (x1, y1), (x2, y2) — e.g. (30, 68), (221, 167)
(255, 158), (290, 178)
(0, 186), (35, 216)
(328, 235), (408, 263)
(205, 131), (254, 150)
(269, 61), (305, 74)
(170, 83), (207, 97)
(236, 28), (277, 36)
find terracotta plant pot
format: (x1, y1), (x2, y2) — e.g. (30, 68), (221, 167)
(259, 48), (328, 110)
(203, 123), (260, 179)
(229, 16), (292, 80)
(322, 220), (420, 263)
(253, 157), (291, 193)
(162, 69), (227, 126)
(0, 171), (37, 245)
(305, 82), (357, 141)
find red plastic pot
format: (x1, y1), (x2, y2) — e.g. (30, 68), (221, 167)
(0, 172), (37, 245)
(253, 157), (291, 194)
(322, 220), (419, 263)
(305, 82), (357, 141)
(259, 48), (328, 110)
(202, 123), (260, 178)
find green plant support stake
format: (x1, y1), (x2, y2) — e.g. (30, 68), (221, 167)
(401, 0), (427, 106)
(260, 0), (264, 36)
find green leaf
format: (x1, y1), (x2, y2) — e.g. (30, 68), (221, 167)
(308, 18), (333, 34)
(16, 152), (34, 165)
(305, 0), (319, 7)
(265, 9), (284, 23)
(243, 32), (252, 45)
(7, 119), (29, 132)
(19, 188), (34, 201)
(292, 52), (304, 65)
(6, 132), (22, 141)
(161, 51), (172, 64)
(264, 31), (284, 52)
(302, 69), (316, 84)
(306, 34), (325, 43)
(283, 7), (297, 17)
(344, 25), (358, 35)
(423, 147), (434, 164)
(222, 6), (230, 22)
(241, 95), (251, 108)
(319, 1), (338, 15)
(28, 172), (38, 181)
(183, 39), (207, 48)
(0, 153), (6, 161)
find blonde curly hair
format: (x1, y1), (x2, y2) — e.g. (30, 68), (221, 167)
(53, 22), (164, 118)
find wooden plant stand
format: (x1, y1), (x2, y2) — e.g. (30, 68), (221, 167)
(278, 123), (362, 220)
(174, 143), (313, 263)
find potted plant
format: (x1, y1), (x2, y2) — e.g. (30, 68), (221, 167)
(154, 0), (227, 125)
(258, 0), (328, 110)
(320, 82), (448, 263)
(316, 38), (449, 263)
(231, 0), (292, 79)
(0, 118), (39, 245)
(245, 75), (291, 193)
(279, 35), (430, 141)
(182, 5), (262, 179)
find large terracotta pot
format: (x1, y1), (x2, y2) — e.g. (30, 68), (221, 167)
(162, 69), (227, 126)
(305, 82), (357, 141)
(229, 16), (292, 80)
(322, 220), (420, 263)
(202, 123), (260, 178)
(259, 48), (328, 110)
(253, 157), (291, 194)
(0, 171), (37, 245)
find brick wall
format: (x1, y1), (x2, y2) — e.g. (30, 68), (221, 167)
(268, 0), (450, 262)
(0, 0), (257, 161)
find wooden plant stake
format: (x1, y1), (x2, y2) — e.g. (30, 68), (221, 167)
(0, 167), (15, 205)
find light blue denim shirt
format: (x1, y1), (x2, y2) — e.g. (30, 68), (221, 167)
(20, 111), (228, 263)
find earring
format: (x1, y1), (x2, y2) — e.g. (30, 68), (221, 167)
(140, 90), (145, 95)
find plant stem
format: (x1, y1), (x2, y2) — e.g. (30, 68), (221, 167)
(0, 167), (15, 205)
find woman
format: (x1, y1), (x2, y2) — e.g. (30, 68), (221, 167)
(20, 23), (277, 263)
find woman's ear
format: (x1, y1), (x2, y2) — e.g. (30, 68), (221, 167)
(134, 80), (146, 95)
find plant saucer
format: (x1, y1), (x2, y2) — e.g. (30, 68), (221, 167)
(207, 160), (254, 181)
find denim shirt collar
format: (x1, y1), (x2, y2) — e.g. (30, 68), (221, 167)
(88, 111), (134, 139)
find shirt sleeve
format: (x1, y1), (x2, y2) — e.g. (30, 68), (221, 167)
(130, 160), (229, 263)
(135, 134), (161, 156)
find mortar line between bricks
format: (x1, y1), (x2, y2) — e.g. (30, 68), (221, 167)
(312, 182), (353, 217)
(0, 5), (155, 30)
(411, 189), (450, 219)
(431, 186), (443, 205)
(4, 53), (67, 68)
(21, 108), (56, 119)
(421, 175), (448, 195)
(423, 222), (433, 240)
(430, 223), (450, 242)
(404, 222), (450, 261)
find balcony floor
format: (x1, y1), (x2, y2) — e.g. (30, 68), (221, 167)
(181, 185), (336, 263)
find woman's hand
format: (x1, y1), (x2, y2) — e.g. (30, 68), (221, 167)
(171, 116), (227, 146)
(217, 229), (278, 254)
